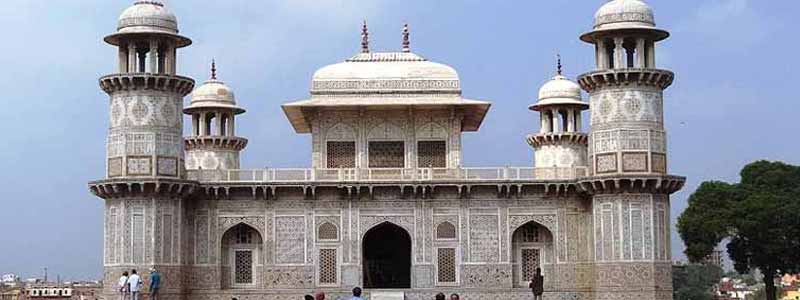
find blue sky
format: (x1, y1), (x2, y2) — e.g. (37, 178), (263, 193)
(0, 0), (797, 280)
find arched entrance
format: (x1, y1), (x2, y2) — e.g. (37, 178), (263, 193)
(362, 222), (412, 289)
(221, 223), (263, 289)
(511, 221), (553, 288)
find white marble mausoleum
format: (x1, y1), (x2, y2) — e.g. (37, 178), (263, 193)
(90, 1), (685, 299)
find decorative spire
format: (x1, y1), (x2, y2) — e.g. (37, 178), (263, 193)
(211, 59), (217, 80)
(361, 20), (370, 53)
(556, 54), (563, 76)
(402, 23), (410, 53)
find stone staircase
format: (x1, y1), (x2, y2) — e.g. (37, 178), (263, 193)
(369, 291), (405, 300)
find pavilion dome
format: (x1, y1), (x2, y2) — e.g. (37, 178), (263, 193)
(118, 1), (179, 34)
(105, 1), (191, 47)
(530, 74), (587, 111)
(593, 0), (655, 31)
(310, 52), (461, 95)
(186, 78), (245, 114)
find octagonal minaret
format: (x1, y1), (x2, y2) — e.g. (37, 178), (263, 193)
(90, 2), (195, 299)
(578, 0), (674, 176)
(577, 1), (683, 300)
(184, 61), (248, 171)
(100, 0), (194, 179)
(527, 59), (589, 180)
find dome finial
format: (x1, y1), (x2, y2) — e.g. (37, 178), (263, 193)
(361, 20), (370, 53)
(402, 23), (411, 53)
(556, 53), (563, 76)
(211, 59), (217, 80)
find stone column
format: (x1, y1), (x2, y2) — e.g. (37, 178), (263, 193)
(596, 40), (607, 69)
(614, 37), (625, 69)
(127, 43), (137, 73)
(163, 44), (174, 75)
(567, 109), (575, 133)
(215, 112), (222, 136)
(228, 114), (235, 136)
(576, 111), (582, 133)
(540, 112), (548, 134)
(118, 46), (128, 73)
(551, 109), (561, 133)
(636, 38), (646, 68)
(199, 113), (207, 136)
(170, 46), (177, 74)
(646, 41), (656, 68)
(149, 40), (158, 73)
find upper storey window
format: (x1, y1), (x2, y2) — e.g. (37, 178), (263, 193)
(368, 141), (405, 168)
(327, 141), (356, 168)
(418, 141), (447, 168)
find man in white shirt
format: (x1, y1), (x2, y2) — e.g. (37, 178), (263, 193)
(127, 269), (142, 300)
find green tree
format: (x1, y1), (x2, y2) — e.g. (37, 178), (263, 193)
(673, 264), (722, 300)
(678, 161), (800, 300)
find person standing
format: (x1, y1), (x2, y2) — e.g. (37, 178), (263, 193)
(117, 271), (129, 300)
(450, 293), (460, 300)
(350, 287), (363, 300)
(149, 268), (161, 300)
(128, 269), (142, 300)
(529, 267), (544, 300)
(435, 293), (445, 300)
(314, 292), (325, 300)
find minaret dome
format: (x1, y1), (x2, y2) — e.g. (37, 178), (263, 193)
(184, 62), (248, 171)
(527, 59), (589, 180)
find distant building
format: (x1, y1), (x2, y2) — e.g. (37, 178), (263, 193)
(715, 277), (754, 300)
(0, 289), (22, 300)
(704, 249), (724, 268)
(782, 274), (800, 300)
(9, 282), (103, 300)
(0, 275), (17, 284)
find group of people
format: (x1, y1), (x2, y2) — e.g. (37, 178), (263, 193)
(116, 268), (161, 300)
(303, 287), (365, 300)
(298, 272), (544, 300)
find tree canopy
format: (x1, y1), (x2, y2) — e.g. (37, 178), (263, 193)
(677, 160), (800, 300)
(672, 264), (722, 300)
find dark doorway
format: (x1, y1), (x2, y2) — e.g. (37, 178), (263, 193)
(362, 222), (412, 288)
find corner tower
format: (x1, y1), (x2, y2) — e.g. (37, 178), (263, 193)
(90, 1), (195, 299)
(577, 1), (684, 300)
(527, 59), (589, 180)
(579, 0), (673, 176)
(184, 62), (248, 172)
(101, 0), (194, 179)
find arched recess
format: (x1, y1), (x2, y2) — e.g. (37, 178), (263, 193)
(362, 222), (412, 289)
(510, 221), (554, 288)
(220, 223), (263, 289)
(435, 221), (457, 240)
(317, 222), (339, 241)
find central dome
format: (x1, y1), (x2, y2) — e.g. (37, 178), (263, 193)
(311, 52), (460, 95)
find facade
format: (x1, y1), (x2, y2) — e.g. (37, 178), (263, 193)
(88, 1), (684, 300)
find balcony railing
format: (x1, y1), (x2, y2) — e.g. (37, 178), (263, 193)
(185, 167), (588, 183)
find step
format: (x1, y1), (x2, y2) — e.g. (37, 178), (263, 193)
(370, 291), (405, 300)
